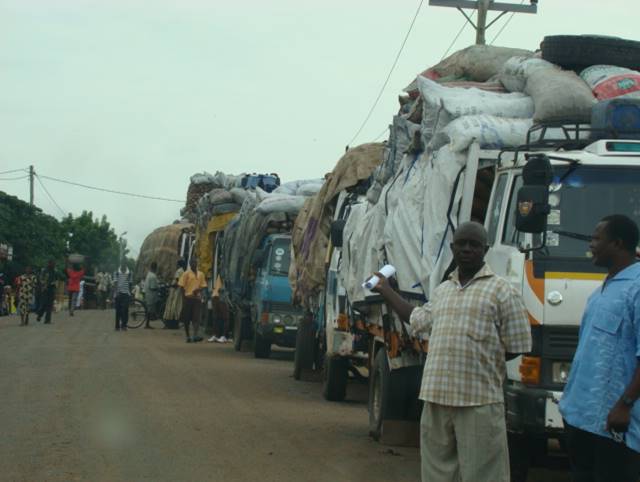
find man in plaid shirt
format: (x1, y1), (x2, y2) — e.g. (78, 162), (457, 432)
(374, 221), (531, 482)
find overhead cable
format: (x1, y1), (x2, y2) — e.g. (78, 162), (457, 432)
(38, 173), (183, 203)
(490, 0), (525, 45)
(440, 10), (476, 61)
(35, 175), (66, 217)
(0, 167), (27, 176)
(0, 175), (29, 181)
(346, 0), (425, 148)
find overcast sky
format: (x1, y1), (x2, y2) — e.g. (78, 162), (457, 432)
(0, 0), (637, 255)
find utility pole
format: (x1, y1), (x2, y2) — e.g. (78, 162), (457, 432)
(29, 165), (34, 206)
(428, 1), (538, 45)
(476, 0), (490, 45)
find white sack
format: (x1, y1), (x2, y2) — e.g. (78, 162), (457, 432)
(499, 56), (556, 92)
(296, 182), (324, 197)
(525, 68), (596, 123)
(230, 187), (254, 205)
(417, 77), (534, 119)
(274, 179), (325, 195)
(441, 115), (533, 152)
(256, 195), (306, 214)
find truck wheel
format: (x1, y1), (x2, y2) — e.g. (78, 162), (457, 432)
(254, 333), (272, 359)
(542, 35), (640, 72)
(368, 349), (406, 441)
(293, 316), (315, 380)
(322, 354), (348, 401)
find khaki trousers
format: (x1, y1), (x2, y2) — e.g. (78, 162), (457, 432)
(420, 402), (509, 482)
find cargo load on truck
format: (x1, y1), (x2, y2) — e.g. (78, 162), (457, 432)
(135, 222), (195, 283)
(301, 37), (640, 470)
(219, 176), (324, 358)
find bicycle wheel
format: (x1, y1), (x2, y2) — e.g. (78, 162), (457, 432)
(127, 298), (148, 329)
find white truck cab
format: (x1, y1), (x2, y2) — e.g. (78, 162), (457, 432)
(481, 137), (640, 476)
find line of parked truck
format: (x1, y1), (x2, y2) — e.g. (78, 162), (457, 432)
(136, 35), (640, 481)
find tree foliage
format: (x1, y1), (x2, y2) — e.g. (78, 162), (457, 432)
(0, 191), (125, 279)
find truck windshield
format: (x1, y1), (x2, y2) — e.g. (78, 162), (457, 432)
(532, 165), (640, 269)
(269, 239), (291, 276)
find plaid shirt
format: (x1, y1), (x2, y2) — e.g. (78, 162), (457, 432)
(410, 264), (531, 406)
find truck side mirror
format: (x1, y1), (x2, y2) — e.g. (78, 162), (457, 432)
(515, 186), (550, 233)
(331, 220), (346, 248)
(516, 154), (552, 234)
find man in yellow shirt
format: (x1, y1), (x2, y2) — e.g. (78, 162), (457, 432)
(178, 258), (207, 343)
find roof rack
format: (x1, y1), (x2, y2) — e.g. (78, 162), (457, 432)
(497, 122), (640, 166)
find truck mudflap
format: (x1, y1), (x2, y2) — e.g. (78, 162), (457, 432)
(505, 383), (565, 434)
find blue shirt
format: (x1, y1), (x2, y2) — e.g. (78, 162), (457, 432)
(560, 263), (640, 452)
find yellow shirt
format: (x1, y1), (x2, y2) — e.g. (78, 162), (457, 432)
(212, 275), (223, 298)
(178, 269), (206, 298)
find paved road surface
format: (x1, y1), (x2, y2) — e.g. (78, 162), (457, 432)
(0, 310), (570, 482)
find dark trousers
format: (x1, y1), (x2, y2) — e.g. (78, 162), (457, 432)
(115, 294), (130, 330)
(212, 297), (229, 337)
(565, 422), (640, 482)
(181, 297), (201, 338)
(37, 289), (54, 323)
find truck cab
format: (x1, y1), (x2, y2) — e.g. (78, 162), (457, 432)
(251, 233), (303, 358)
(482, 137), (640, 477)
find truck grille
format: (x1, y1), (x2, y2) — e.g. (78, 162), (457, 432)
(542, 326), (579, 359)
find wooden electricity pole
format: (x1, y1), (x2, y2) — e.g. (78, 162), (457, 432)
(428, 0), (538, 45)
(29, 165), (34, 206)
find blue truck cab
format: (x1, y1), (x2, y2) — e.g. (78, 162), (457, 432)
(251, 233), (303, 358)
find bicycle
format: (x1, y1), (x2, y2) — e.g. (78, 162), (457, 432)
(126, 298), (149, 329)
(128, 283), (171, 329)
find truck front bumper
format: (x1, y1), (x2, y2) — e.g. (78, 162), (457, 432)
(505, 384), (564, 436)
(256, 322), (298, 348)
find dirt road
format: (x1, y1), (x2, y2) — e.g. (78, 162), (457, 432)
(0, 310), (569, 482)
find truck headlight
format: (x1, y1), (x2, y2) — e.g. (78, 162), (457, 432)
(273, 315), (282, 324)
(552, 361), (571, 384)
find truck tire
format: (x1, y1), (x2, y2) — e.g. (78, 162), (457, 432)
(368, 349), (406, 441)
(293, 317), (316, 380)
(541, 35), (640, 72)
(254, 333), (272, 359)
(322, 354), (348, 401)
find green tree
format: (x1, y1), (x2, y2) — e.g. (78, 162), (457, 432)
(0, 191), (66, 279)
(60, 211), (122, 273)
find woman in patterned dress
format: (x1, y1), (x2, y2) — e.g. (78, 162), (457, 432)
(18, 266), (37, 326)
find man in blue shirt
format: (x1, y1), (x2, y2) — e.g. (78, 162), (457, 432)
(560, 214), (640, 482)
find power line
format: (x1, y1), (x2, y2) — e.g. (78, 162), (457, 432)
(0, 175), (29, 181)
(35, 174), (66, 217)
(346, 0), (425, 148)
(38, 173), (183, 203)
(373, 126), (390, 142)
(0, 167), (27, 176)
(440, 12), (475, 61)
(490, 0), (525, 45)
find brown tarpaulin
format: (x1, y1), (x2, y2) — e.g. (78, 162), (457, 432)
(135, 223), (194, 283)
(289, 142), (384, 306)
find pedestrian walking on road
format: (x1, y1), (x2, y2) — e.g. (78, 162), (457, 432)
(37, 260), (57, 324)
(65, 263), (85, 316)
(560, 215), (640, 482)
(96, 268), (111, 310)
(163, 259), (185, 325)
(143, 262), (159, 329)
(208, 274), (230, 343)
(372, 222), (531, 482)
(18, 266), (36, 326)
(113, 261), (132, 331)
(179, 258), (206, 343)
